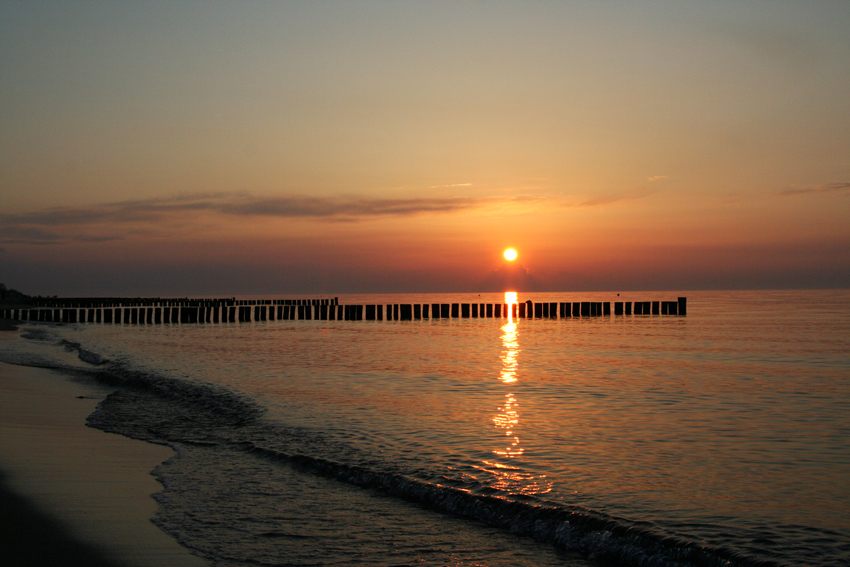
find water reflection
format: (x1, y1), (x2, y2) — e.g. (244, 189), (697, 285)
(483, 293), (550, 495)
(495, 313), (522, 456)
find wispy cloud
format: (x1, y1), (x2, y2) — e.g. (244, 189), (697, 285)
(574, 190), (656, 208)
(776, 182), (850, 196)
(428, 183), (473, 189)
(0, 193), (530, 245)
(646, 175), (668, 182)
(0, 189), (645, 246)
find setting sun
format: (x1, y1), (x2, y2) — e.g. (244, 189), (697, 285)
(504, 249), (517, 261)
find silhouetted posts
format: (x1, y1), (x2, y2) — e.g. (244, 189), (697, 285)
(652, 301), (660, 315)
(400, 304), (412, 320)
(422, 304), (429, 318)
(678, 297), (687, 316)
(604, 302), (611, 316)
(414, 304), (421, 320)
(461, 304), (470, 318)
(451, 304), (459, 318)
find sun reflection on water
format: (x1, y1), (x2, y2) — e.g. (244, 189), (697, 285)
(494, 291), (522, 455)
(485, 292), (552, 496)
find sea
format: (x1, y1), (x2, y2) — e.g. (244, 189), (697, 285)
(1, 289), (848, 567)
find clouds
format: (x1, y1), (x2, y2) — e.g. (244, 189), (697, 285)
(0, 193), (533, 246)
(777, 183), (850, 197)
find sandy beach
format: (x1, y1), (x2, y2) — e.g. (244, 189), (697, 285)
(0, 325), (208, 567)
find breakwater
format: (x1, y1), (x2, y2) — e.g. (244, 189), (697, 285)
(2, 296), (686, 323)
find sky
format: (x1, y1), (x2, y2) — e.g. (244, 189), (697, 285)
(1, 1), (848, 296)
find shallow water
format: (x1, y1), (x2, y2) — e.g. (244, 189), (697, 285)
(2, 290), (848, 566)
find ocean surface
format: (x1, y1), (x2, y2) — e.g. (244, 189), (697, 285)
(1, 290), (848, 567)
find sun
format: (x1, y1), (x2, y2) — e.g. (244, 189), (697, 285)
(504, 248), (517, 261)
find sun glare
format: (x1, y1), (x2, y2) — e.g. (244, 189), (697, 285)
(504, 248), (517, 261)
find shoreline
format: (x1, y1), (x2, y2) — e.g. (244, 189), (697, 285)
(0, 340), (208, 567)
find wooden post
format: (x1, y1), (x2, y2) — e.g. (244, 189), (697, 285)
(572, 302), (580, 317)
(377, 304), (383, 320)
(678, 297), (687, 316)
(614, 302), (623, 315)
(431, 303), (440, 318)
(413, 304), (421, 319)
(652, 301), (660, 315)
(422, 304), (430, 318)
(518, 303), (526, 318)
(581, 302), (590, 317)
(451, 304), (459, 318)
(494, 304), (502, 318)
(366, 305), (376, 320)
(486, 304), (493, 317)
(604, 302), (611, 316)
(625, 301), (632, 315)
(471, 304), (478, 317)
(400, 304), (412, 320)
(461, 304), (470, 318)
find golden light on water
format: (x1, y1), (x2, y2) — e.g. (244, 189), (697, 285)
(504, 248), (517, 261)
(496, 316), (521, 455)
(485, 294), (554, 496)
(499, 321), (518, 384)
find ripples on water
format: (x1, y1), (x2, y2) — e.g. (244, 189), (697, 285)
(2, 290), (848, 566)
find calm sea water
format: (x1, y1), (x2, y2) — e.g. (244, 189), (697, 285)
(2, 290), (848, 567)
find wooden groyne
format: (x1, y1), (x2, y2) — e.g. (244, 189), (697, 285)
(1, 297), (686, 324)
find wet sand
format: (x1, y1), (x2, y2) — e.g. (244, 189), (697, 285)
(0, 354), (208, 567)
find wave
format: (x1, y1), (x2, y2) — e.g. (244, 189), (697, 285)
(7, 329), (779, 567)
(243, 445), (772, 567)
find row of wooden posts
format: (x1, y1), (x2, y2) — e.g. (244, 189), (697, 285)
(27, 297), (338, 308)
(2, 297), (686, 324)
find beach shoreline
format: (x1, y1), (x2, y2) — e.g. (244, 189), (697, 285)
(0, 328), (208, 567)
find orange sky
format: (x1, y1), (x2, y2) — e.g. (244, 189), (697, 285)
(1, 2), (848, 295)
